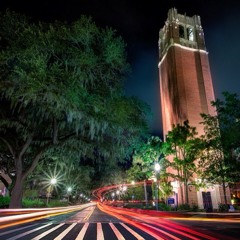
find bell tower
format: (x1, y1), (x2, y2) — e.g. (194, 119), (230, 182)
(158, 8), (215, 139)
(158, 9), (232, 209)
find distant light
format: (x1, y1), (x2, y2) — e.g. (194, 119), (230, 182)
(155, 163), (161, 171)
(51, 178), (57, 185)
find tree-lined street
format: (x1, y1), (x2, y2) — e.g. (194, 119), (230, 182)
(0, 3), (240, 240)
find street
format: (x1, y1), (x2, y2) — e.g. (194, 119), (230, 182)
(0, 203), (239, 239)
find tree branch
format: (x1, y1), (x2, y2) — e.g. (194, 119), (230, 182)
(52, 117), (58, 144)
(18, 135), (33, 159)
(0, 137), (15, 156)
(22, 142), (52, 180)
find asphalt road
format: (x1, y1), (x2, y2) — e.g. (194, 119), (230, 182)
(168, 216), (240, 240)
(0, 204), (239, 240)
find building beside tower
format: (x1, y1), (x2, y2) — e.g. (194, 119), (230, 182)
(158, 8), (230, 209)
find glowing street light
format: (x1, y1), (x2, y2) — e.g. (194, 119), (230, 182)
(155, 162), (161, 172)
(111, 192), (115, 200)
(67, 187), (72, 203)
(131, 180), (135, 200)
(47, 178), (57, 205)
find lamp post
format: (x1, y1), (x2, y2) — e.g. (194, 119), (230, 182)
(46, 178), (57, 205)
(111, 192), (115, 201)
(131, 180), (135, 201)
(67, 187), (72, 203)
(154, 163), (160, 211)
(116, 190), (120, 201)
(122, 185), (127, 207)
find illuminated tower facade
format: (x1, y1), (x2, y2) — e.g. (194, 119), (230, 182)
(158, 8), (230, 209)
(159, 8), (215, 139)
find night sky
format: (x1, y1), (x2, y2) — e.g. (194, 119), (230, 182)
(1, 0), (240, 137)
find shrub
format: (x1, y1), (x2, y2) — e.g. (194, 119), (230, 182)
(47, 200), (68, 207)
(23, 189), (38, 199)
(22, 198), (45, 208)
(0, 195), (10, 208)
(158, 202), (172, 211)
(191, 204), (199, 212)
(218, 203), (229, 212)
(177, 204), (190, 211)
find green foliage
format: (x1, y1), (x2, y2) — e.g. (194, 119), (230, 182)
(191, 203), (200, 212)
(126, 136), (163, 181)
(158, 181), (173, 202)
(177, 204), (191, 211)
(162, 120), (201, 204)
(23, 189), (38, 199)
(218, 203), (229, 212)
(0, 195), (10, 208)
(158, 202), (172, 211)
(22, 198), (45, 208)
(46, 200), (69, 207)
(0, 10), (149, 207)
(199, 92), (240, 204)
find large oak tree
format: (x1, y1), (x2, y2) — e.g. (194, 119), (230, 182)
(0, 11), (149, 208)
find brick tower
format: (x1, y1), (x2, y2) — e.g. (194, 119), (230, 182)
(158, 8), (230, 209)
(159, 8), (215, 139)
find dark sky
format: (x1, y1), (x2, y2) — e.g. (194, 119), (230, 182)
(1, 0), (240, 137)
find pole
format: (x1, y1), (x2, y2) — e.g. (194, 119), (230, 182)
(154, 162), (160, 211)
(144, 180), (148, 206)
(46, 185), (51, 205)
(156, 180), (159, 211)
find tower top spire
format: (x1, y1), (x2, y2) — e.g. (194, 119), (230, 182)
(159, 8), (206, 60)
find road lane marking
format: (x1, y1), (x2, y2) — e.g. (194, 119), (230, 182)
(97, 222), (104, 240)
(32, 223), (64, 240)
(83, 206), (95, 222)
(120, 223), (145, 240)
(54, 223), (77, 240)
(75, 222), (89, 240)
(0, 223), (38, 237)
(5, 223), (52, 240)
(109, 223), (125, 240)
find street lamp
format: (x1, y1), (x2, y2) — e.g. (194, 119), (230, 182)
(154, 163), (161, 211)
(46, 178), (57, 205)
(122, 185), (127, 207)
(111, 192), (115, 201)
(67, 187), (72, 203)
(131, 181), (135, 200)
(155, 163), (160, 172)
(122, 185), (127, 192)
(116, 190), (120, 201)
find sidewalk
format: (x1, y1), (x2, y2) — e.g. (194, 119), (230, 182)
(181, 211), (240, 218)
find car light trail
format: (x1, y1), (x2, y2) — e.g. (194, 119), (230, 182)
(98, 202), (219, 240)
(0, 203), (95, 230)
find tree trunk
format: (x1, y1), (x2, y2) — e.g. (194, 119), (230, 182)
(9, 175), (24, 208)
(222, 179), (228, 205)
(180, 182), (184, 205)
(184, 180), (189, 205)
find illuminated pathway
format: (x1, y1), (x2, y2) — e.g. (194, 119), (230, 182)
(0, 203), (239, 239)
